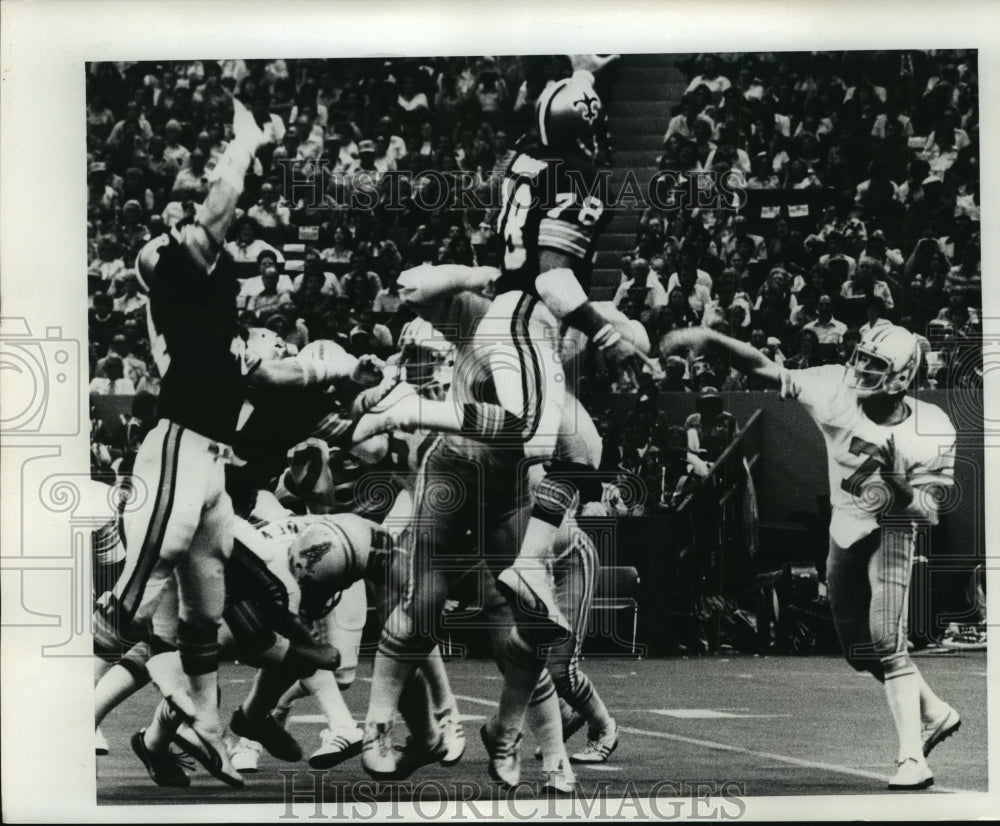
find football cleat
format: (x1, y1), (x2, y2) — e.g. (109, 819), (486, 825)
(436, 707), (467, 766)
(230, 737), (263, 773)
(96, 727), (109, 756)
(131, 728), (192, 788)
(887, 756), (934, 790)
(496, 562), (571, 646)
(361, 721), (399, 779)
(395, 734), (449, 780)
(230, 708), (303, 763)
(480, 719), (522, 788)
(570, 719), (619, 764)
(309, 726), (364, 770)
(922, 705), (961, 758)
(166, 694), (244, 789)
(541, 758), (579, 797)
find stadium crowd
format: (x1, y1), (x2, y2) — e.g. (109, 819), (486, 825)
(87, 50), (982, 527)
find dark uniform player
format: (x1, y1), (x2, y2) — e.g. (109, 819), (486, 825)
(99, 98), (270, 786)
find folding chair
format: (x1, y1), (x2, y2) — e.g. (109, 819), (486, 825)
(590, 566), (641, 657)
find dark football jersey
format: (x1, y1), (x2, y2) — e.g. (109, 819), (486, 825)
(150, 233), (249, 444)
(494, 148), (611, 297)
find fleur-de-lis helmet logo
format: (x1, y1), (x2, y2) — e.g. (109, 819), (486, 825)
(573, 91), (601, 124)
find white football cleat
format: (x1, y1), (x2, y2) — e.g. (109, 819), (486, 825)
(165, 695), (244, 789)
(309, 726), (363, 769)
(571, 719), (619, 764)
(96, 727), (109, 756)
(922, 705), (961, 757)
(541, 758), (579, 797)
(480, 719), (522, 788)
(230, 738), (263, 773)
(887, 756), (934, 790)
(437, 708), (466, 766)
(361, 721), (398, 779)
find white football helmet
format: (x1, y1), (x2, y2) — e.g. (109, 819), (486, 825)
(397, 317), (455, 398)
(846, 324), (921, 397)
(286, 514), (374, 620)
(245, 327), (287, 362)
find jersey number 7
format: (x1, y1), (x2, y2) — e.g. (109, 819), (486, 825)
(840, 436), (882, 496)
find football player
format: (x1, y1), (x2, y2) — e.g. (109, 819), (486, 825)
(98, 98), (273, 783)
(355, 287), (641, 785)
(661, 323), (960, 790)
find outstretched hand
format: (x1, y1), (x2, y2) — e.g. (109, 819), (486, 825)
(659, 327), (712, 357)
(569, 54), (621, 75)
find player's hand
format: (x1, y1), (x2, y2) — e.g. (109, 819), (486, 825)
(286, 438), (333, 495)
(876, 434), (914, 510)
(354, 394), (422, 443)
(602, 335), (660, 377)
(569, 54), (620, 75)
(351, 354), (384, 387)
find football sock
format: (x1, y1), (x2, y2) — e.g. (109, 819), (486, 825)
(366, 649), (418, 727)
(144, 698), (181, 753)
(241, 667), (297, 720)
(302, 670), (356, 730)
(528, 680), (572, 778)
(95, 662), (148, 727)
(916, 671), (948, 722)
(884, 669), (923, 761)
(275, 680), (309, 717)
(423, 645), (457, 714)
(146, 651), (185, 697)
(496, 630), (545, 735)
(398, 670), (437, 748)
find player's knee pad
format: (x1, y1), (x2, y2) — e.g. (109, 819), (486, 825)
(176, 618), (221, 676)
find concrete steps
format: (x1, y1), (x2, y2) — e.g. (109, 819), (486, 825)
(590, 53), (687, 295)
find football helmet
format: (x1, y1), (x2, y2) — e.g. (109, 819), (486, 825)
(287, 515), (373, 621)
(397, 317), (454, 398)
(245, 327), (287, 362)
(846, 325), (921, 396)
(536, 73), (604, 159)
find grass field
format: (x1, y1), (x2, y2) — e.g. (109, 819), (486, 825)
(96, 649), (988, 806)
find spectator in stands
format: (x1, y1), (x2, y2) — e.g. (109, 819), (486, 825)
(238, 249), (295, 307)
(226, 219), (284, 266)
(614, 257), (668, 310)
(803, 294), (847, 346)
(293, 247), (344, 297)
(945, 241), (981, 299)
(340, 250), (382, 313)
(113, 272), (148, 319)
(171, 148), (209, 201)
(836, 327), (863, 365)
(349, 309), (394, 358)
(373, 268), (403, 315)
(784, 327), (823, 370)
(89, 355), (136, 396)
(88, 292), (124, 353)
(95, 334), (148, 388)
(247, 181), (291, 238)
(664, 93), (715, 144)
(660, 355), (691, 392)
(88, 236), (127, 290)
(666, 287), (702, 329)
(841, 260), (895, 314)
(320, 224), (356, 273)
(247, 260), (294, 320)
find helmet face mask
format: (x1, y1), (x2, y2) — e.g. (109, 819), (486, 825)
(398, 318), (454, 399)
(845, 325), (920, 397)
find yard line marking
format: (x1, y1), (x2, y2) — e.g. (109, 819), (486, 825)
(646, 709), (792, 719)
(289, 712), (487, 725)
(449, 691), (966, 794)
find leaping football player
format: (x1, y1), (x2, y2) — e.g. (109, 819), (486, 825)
(661, 323), (960, 791)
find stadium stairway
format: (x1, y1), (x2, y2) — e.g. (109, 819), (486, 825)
(591, 53), (689, 301)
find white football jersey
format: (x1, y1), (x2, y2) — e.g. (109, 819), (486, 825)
(780, 364), (956, 547)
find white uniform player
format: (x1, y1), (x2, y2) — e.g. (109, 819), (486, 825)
(662, 323), (961, 791)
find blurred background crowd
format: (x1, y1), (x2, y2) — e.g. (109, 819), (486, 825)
(86, 50), (984, 653)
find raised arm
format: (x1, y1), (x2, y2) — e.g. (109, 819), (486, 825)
(397, 264), (499, 310)
(660, 327), (783, 387)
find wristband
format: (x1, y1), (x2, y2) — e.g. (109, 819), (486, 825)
(565, 302), (620, 348)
